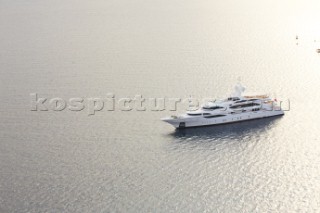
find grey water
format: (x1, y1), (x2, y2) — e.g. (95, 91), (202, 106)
(1, 0), (320, 212)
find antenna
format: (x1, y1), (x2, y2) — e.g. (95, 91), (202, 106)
(273, 92), (278, 102)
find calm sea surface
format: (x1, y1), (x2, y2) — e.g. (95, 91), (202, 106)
(1, 0), (320, 212)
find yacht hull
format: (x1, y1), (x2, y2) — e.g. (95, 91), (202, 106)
(162, 110), (284, 129)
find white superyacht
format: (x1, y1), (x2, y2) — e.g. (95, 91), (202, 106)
(162, 84), (284, 128)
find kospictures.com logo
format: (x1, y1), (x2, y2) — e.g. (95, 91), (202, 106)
(30, 93), (290, 115)
(30, 93), (200, 115)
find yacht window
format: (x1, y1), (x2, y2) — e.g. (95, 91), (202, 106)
(235, 100), (247, 103)
(204, 114), (226, 118)
(229, 105), (241, 109)
(202, 106), (224, 110)
(187, 113), (202, 116)
(230, 103), (260, 109)
(228, 97), (240, 101)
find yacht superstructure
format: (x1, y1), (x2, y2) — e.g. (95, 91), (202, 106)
(161, 84), (284, 128)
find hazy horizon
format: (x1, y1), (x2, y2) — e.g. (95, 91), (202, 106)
(1, 0), (320, 212)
